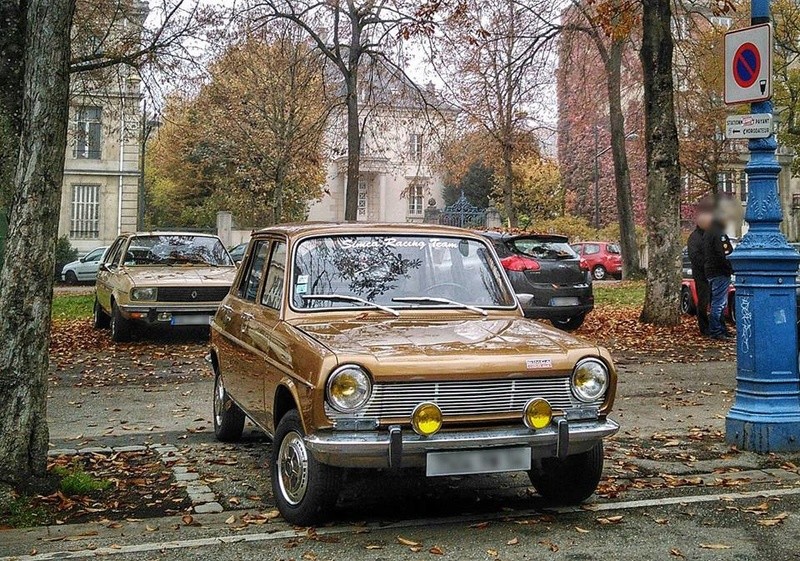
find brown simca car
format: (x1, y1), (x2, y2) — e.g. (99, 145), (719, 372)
(210, 223), (618, 524)
(94, 232), (237, 341)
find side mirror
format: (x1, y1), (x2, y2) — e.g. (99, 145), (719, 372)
(79, 256), (87, 263)
(98, 262), (109, 272)
(235, 260), (242, 268)
(516, 293), (534, 308)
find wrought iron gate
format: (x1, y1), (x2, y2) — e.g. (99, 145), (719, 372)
(439, 193), (486, 228)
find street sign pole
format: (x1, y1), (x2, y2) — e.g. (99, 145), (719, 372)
(726, 0), (800, 452)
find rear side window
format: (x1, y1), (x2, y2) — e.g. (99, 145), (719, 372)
(507, 238), (577, 260)
(261, 242), (287, 310)
(238, 241), (270, 301)
(606, 243), (621, 254)
(584, 244), (600, 255)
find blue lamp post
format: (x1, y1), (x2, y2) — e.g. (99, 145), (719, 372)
(726, 0), (800, 452)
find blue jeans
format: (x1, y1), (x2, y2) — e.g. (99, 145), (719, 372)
(708, 276), (731, 336)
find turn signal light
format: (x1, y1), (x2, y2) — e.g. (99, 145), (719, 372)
(411, 402), (443, 436)
(523, 398), (552, 430)
(500, 255), (541, 272)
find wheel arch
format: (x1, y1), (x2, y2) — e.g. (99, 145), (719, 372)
(273, 382), (304, 434)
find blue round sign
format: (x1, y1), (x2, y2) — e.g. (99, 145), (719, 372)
(733, 42), (761, 88)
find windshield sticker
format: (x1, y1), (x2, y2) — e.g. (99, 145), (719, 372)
(296, 284), (308, 295)
(338, 237), (460, 251)
(297, 275), (309, 284)
(526, 358), (552, 370)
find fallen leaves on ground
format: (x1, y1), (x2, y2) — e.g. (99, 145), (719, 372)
(577, 306), (735, 363)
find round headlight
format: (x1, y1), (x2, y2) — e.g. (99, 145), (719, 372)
(411, 402), (443, 436)
(326, 365), (372, 413)
(131, 287), (157, 301)
(523, 398), (552, 430)
(571, 358), (609, 402)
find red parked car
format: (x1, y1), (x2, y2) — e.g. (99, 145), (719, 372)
(571, 242), (623, 281)
(680, 278), (736, 322)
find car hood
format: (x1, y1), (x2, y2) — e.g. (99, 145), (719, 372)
(124, 266), (236, 287)
(291, 316), (597, 379)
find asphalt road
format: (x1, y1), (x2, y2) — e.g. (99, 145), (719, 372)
(5, 355), (800, 560)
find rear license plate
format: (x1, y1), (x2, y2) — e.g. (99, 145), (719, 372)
(550, 297), (579, 306)
(426, 447), (531, 477)
(171, 315), (212, 326)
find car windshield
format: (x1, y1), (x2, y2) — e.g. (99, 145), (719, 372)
(606, 243), (621, 254)
(125, 235), (233, 267)
(507, 237), (578, 260)
(292, 235), (516, 311)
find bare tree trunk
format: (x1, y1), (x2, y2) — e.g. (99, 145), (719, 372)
(639, 0), (682, 326)
(502, 142), (516, 228)
(606, 40), (644, 279)
(0, 0), (74, 485)
(344, 73), (360, 222)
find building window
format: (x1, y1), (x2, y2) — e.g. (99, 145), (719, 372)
(74, 106), (102, 159)
(409, 133), (423, 160)
(717, 171), (734, 197)
(357, 178), (368, 219)
(70, 184), (100, 239)
(739, 172), (749, 202)
(408, 184), (425, 216)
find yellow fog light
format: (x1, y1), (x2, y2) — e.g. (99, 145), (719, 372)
(524, 398), (552, 430)
(411, 402), (443, 436)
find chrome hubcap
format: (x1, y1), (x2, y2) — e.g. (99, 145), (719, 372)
(213, 376), (225, 427)
(278, 431), (309, 505)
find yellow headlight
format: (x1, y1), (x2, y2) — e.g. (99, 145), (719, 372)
(411, 402), (443, 436)
(524, 398), (552, 430)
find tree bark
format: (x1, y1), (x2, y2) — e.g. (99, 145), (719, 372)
(0, 0), (74, 484)
(639, 0), (682, 326)
(606, 40), (644, 279)
(502, 142), (516, 228)
(344, 70), (360, 222)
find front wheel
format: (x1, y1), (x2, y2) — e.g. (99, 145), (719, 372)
(592, 265), (607, 281)
(681, 287), (696, 315)
(271, 410), (340, 526)
(550, 314), (585, 332)
(528, 442), (604, 505)
(110, 301), (132, 342)
(65, 270), (78, 285)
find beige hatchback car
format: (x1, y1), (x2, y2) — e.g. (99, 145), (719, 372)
(94, 232), (237, 341)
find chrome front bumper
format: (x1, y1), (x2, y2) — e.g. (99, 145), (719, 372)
(305, 418), (619, 469)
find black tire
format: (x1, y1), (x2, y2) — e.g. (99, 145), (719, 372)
(528, 442), (604, 505)
(110, 301), (132, 342)
(93, 298), (110, 329)
(550, 314), (586, 332)
(65, 270), (78, 285)
(213, 371), (245, 442)
(681, 287), (696, 315)
(271, 410), (340, 526)
(592, 265), (607, 281)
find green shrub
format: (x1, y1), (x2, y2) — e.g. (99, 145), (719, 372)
(54, 235), (78, 280)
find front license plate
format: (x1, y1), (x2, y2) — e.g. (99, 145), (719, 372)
(550, 297), (579, 306)
(426, 447), (531, 477)
(171, 314), (212, 326)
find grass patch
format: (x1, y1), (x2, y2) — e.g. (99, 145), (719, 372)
(52, 464), (111, 495)
(52, 294), (94, 321)
(0, 496), (51, 528)
(593, 280), (646, 308)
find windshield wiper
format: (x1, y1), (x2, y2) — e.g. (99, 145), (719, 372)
(392, 296), (488, 316)
(302, 294), (399, 317)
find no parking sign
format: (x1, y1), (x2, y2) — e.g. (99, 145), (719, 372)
(724, 23), (772, 105)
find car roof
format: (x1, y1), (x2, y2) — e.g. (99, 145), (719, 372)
(477, 231), (569, 243)
(252, 222), (488, 240)
(121, 231), (220, 238)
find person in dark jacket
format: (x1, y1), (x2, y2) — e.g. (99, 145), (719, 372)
(703, 216), (734, 340)
(687, 211), (712, 335)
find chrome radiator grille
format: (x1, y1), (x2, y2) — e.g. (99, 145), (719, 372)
(325, 377), (599, 421)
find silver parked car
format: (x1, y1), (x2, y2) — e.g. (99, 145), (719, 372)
(61, 246), (107, 284)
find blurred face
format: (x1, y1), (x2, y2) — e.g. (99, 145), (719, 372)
(696, 211), (713, 230)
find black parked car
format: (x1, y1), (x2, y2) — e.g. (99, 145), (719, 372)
(481, 232), (594, 331)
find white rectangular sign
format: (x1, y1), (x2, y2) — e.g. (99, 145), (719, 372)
(726, 114), (773, 139)
(724, 23), (772, 105)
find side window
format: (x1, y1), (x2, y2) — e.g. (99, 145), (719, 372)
(261, 242), (287, 310)
(85, 248), (103, 262)
(238, 240), (270, 302)
(104, 239), (124, 268)
(584, 244), (600, 255)
(571, 244), (582, 255)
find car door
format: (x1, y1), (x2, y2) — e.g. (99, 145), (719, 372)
(96, 238), (124, 311)
(77, 247), (104, 281)
(219, 239), (271, 423)
(250, 240), (288, 432)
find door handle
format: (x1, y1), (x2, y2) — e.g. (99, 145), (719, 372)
(241, 312), (254, 332)
(220, 304), (233, 324)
